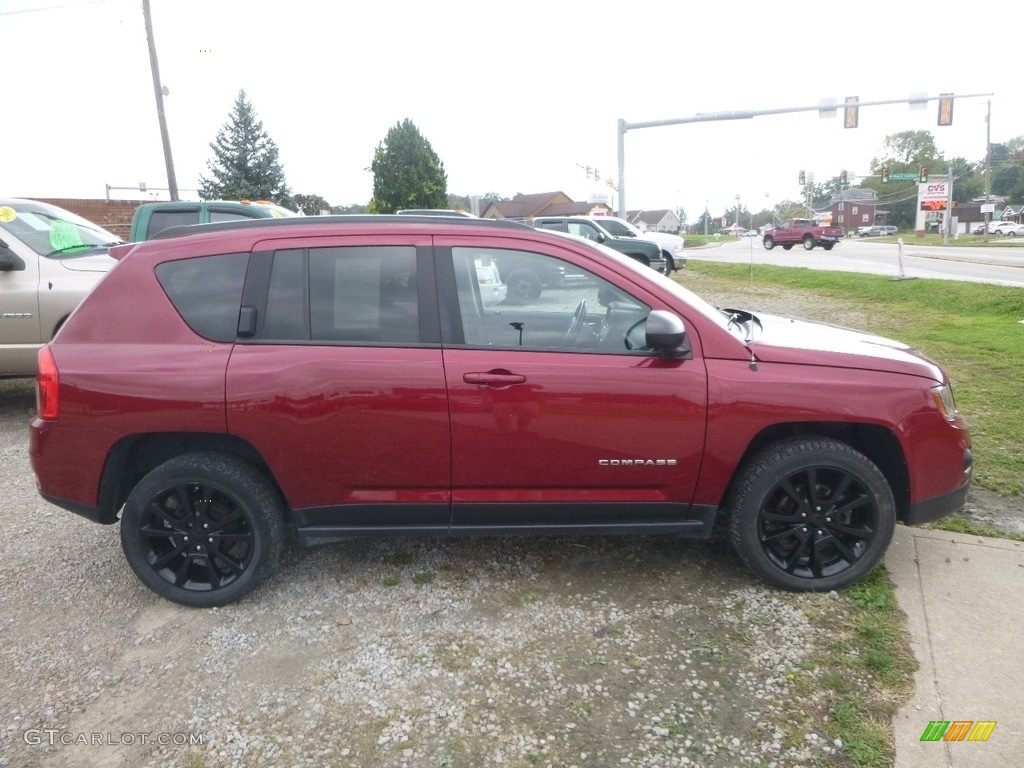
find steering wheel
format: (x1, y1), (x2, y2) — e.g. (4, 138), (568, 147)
(564, 300), (589, 343)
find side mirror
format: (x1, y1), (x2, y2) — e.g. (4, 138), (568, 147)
(595, 232), (606, 243)
(0, 241), (26, 271)
(646, 310), (692, 359)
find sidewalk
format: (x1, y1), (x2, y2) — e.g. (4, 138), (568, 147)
(886, 525), (1024, 767)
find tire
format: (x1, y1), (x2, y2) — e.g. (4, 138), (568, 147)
(763, 237), (775, 250)
(782, 243), (793, 251)
(822, 243), (834, 251)
(120, 452), (286, 607)
(727, 437), (895, 592)
(663, 253), (676, 274)
(1009, 231), (1017, 238)
(802, 235), (815, 250)
(504, 269), (543, 303)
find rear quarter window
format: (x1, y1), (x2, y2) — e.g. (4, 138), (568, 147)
(155, 252), (249, 342)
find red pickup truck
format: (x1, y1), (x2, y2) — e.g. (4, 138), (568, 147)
(763, 219), (843, 251)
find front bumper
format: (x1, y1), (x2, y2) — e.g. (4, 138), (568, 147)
(903, 448), (973, 526)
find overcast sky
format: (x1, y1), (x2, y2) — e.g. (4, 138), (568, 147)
(4, 0), (1018, 219)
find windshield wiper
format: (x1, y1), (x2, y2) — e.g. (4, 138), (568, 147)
(44, 241), (121, 258)
(720, 307), (762, 343)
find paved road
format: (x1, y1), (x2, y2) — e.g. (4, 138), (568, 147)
(695, 238), (1024, 287)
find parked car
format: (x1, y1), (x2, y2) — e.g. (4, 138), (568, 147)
(857, 226), (898, 238)
(474, 255), (507, 306)
(578, 216), (686, 273)
(531, 216), (667, 274)
(0, 198), (120, 376)
(130, 199), (298, 241)
(30, 215), (972, 606)
(989, 221), (1024, 237)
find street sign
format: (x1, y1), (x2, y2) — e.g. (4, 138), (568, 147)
(890, 173), (919, 180)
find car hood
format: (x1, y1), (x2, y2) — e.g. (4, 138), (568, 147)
(747, 313), (943, 381)
(58, 251), (118, 273)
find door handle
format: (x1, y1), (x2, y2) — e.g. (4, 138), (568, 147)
(463, 371), (526, 386)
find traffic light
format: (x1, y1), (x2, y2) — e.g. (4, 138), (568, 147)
(798, 170), (806, 185)
(881, 167), (890, 184)
(938, 93), (954, 127)
(840, 169), (848, 186)
(919, 167), (929, 183)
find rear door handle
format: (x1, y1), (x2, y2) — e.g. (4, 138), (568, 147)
(463, 371), (526, 386)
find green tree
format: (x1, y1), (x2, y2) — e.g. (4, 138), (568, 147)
(368, 118), (447, 213)
(293, 193), (332, 215)
(674, 207), (688, 232)
(332, 203), (369, 215)
(198, 90), (291, 204)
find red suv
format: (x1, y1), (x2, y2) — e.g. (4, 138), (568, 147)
(30, 217), (972, 606)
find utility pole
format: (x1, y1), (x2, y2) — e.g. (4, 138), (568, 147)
(142, 0), (179, 201)
(984, 99), (992, 242)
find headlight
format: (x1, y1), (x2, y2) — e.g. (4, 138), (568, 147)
(930, 384), (957, 418)
(673, 243), (685, 253)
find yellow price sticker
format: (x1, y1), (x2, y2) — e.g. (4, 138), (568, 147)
(0, 206), (16, 223)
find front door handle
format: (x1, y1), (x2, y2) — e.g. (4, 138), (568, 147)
(463, 370), (527, 386)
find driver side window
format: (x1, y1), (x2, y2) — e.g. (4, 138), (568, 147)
(449, 247), (652, 354)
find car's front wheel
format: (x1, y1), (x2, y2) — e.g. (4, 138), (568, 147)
(120, 452), (286, 607)
(763, 237), (775, 250)
(727, 438), (895, 591)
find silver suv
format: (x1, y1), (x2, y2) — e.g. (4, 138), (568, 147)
(0, 198), (120, 376)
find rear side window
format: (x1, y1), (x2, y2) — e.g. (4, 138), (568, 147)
(156, 252), (249, 342)
(260, 246), (420, 344)
(146, 208), (201, 238)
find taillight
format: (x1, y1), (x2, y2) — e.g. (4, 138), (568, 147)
(36, 345), (59, 420)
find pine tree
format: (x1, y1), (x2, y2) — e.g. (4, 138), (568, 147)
(198, 90), (291, 204)
(368, 119), (447, 213)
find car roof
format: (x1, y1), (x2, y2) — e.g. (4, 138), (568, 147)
(150, 214), (531, 241)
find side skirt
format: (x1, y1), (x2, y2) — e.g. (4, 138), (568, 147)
(294, 503), (718, 546)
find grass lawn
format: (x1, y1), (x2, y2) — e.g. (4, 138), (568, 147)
(678, 262), (1024, 497)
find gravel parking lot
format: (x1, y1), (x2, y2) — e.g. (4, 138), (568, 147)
(0, 375), (872, 768)
(5, 276), (1017, 768)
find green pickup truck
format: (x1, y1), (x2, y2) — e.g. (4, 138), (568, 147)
(130, 200), (298, 241)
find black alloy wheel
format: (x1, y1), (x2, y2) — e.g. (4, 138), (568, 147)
(728, 438), (895, 591)
(120, 453), (285, 607)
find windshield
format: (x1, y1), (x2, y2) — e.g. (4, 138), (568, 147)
(0, 200), (122, 257)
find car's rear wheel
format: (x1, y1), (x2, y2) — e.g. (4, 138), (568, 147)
(822, 243), (834, 251)
(727, 438), (895, 591)
(504, 269), (542, 303)
(120, 452), (286, 607)
(782, 243), (793, 250)
(763, 237), (775, 250)
(803, 235), (815, 250)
